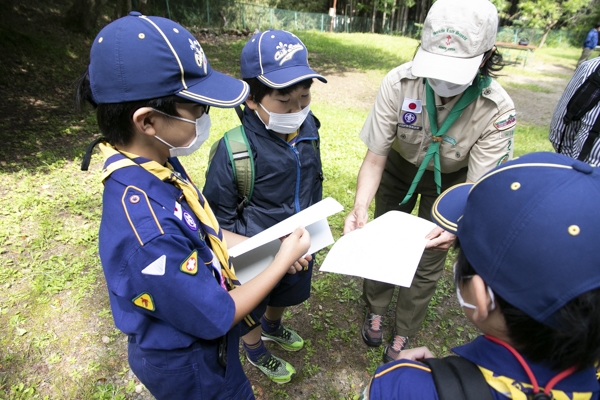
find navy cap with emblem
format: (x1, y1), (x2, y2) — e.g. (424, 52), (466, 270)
(240, 30), (327, 89)
(89, 12), (249, 107)
(431, 152), (600, 327)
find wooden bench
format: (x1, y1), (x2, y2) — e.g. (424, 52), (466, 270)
(495, 42), (538, 67)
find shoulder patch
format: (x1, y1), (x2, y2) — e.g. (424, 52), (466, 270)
(132, 292), (155, 311)
(180, 250), (198, 275)
(493, 111), (517, 131)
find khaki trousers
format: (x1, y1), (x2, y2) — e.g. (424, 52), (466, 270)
(577, 47), (594, 68)
(362, 150), (467, 337)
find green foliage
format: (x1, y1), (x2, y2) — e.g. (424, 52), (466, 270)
(517, 0), (592, 34)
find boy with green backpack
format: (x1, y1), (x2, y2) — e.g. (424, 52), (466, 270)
(203, 30), (327, 383)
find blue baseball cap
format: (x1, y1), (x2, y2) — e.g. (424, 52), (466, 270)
(431, 152), (600, 327)
(240, 30), (327, 89)
(88, 12), (249, 107)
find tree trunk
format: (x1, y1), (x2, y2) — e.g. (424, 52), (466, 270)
(65, 0), (101, 33)
(400, 4), (407, 35)
(371, 0), (378, 33)
(418, 0), (427, 23)
(390, 0), (398, 32)
(115, 0), (132, 19)
(382, 1), (387, 33)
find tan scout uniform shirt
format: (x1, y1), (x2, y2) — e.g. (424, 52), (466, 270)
(360, 62), (516, 182)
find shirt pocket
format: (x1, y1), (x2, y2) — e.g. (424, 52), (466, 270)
(396, 110), (425, 145)
(439, 139), (469, 162)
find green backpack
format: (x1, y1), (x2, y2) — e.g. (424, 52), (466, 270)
(207, 124), (255, 213)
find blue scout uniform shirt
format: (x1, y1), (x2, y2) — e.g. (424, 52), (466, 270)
(203, 105), (323, 236)
(368, 336), (599, 399)
(98, 151), (252, 398)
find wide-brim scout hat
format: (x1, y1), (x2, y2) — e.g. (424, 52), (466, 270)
(89, 12), (249, 107)
(411, 0), (498, 85)
(431, 152), (600, 327)
(240, 29), (327, 89)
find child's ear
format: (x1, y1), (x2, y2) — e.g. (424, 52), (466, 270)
(245, 94), (258, 111)
(470, 275), (493, 322)
(132, 107), (158, 137)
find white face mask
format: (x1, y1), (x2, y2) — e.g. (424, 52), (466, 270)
(428, 77), (475, 98)
(453, 262), (496, 311)
(153, 110), (211, 157)
(256, 103), (310, 134)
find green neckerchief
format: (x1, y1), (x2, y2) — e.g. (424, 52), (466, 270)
(399, 75), (492, 205)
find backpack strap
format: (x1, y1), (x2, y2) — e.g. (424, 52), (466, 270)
(563, 62), (600, 126)
(206, 125), (254, 213)
(223, 125), (254, 213)
(578, 116), (600, 162)
(559, 62), (600, 155)
(422, 356), (494, 400)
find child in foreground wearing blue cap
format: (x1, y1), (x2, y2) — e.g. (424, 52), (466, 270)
(77, 13), (311, 400)
(364, 152), (600, 399)
(203, 29), (327, 383)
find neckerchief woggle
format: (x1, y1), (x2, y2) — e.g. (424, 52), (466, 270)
(99, 142), (240, 291)
(399, 75), (491, 205)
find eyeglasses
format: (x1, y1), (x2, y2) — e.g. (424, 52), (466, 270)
(453, 262), (496, 311)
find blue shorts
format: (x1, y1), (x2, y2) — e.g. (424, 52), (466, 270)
(127, 332), (254, 400)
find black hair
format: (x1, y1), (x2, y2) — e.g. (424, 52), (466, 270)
(479, 47), (504, 79)
(595, 23), (600, 29)
(454, 242), (600, 371)
(243, 77), (313, 104)
(75, 69), (199, 146)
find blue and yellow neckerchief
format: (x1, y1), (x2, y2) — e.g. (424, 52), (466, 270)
(479, 366), (592, 400)
(99, 142), (239, 290)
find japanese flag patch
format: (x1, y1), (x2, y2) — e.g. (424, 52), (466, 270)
(402, 98), (422, 114)
(174, 201), (183, 220)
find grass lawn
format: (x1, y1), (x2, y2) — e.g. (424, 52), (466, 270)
(0, 7), (571, 398)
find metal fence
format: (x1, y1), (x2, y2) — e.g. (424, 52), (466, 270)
(146, 0), (422, 36)
(145, 0), (582, 46)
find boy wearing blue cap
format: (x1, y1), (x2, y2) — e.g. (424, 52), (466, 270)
(363, 152), (600, 399)
(203, 30), (327, 383)
(77, 14), (311, 400)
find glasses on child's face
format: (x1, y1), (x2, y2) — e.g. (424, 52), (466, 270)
(453, 262), (496, 311)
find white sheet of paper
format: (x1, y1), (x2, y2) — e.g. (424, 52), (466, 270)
(319, 211), (437, 287)
(229, 197), (344, 284)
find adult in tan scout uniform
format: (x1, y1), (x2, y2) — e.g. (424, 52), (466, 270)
(343, 0), (516, 363)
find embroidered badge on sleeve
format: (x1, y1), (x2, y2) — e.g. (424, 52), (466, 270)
(133, 293), (155, 311)
(180, 250), (198, 275)
(493, 110), (517, 131)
